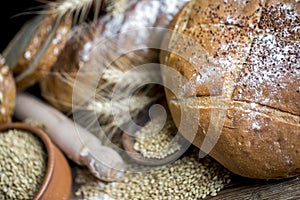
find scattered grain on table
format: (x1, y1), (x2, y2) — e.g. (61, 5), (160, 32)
(75, 148), (231, 200)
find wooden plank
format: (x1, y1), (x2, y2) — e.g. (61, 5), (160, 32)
(207, 176), (300, 200)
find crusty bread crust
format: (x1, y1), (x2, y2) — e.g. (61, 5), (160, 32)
(161, 0), (300, 179)
(40, 25), (96, 113)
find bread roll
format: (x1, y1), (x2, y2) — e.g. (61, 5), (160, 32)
(161, 0), (300, 179)
(0, 56), (16, 124)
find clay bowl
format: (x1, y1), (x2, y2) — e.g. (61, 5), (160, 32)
(0, 123), (72, 200)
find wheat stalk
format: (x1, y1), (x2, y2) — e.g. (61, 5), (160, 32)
(85, 94), (160, 144)
(45, 0), (98, 22)
(43, 0), (128, 22)
(106, 0), (128, 16)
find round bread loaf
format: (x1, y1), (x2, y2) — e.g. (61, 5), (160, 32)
(161, 0), (300, 179)
(0, 56), (16, 124)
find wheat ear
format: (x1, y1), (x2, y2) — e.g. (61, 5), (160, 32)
(45, 0), (127, 22)
(46, 0), (99, 22)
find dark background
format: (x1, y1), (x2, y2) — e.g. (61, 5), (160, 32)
(0, 1), (43, 52)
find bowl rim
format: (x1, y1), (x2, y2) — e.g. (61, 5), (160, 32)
(0, 122), (55, 199)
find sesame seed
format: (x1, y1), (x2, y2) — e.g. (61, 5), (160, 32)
(1, 66), (9, 75)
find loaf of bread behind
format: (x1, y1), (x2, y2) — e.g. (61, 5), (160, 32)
(161, 0), (300, 179)
(40, 0), (188, 113)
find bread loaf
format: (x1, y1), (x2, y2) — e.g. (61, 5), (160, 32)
(40, 0), (188, 113)
(40, 24), (96, 113)
(161, 0), (300, 179)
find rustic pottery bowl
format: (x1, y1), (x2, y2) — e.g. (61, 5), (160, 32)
(0, 123), (72, 200)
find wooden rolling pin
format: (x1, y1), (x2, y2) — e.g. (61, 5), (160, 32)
(14, 92), (125, 182)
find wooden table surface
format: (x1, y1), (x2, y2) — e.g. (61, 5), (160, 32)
(207, 175), (300, 200)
